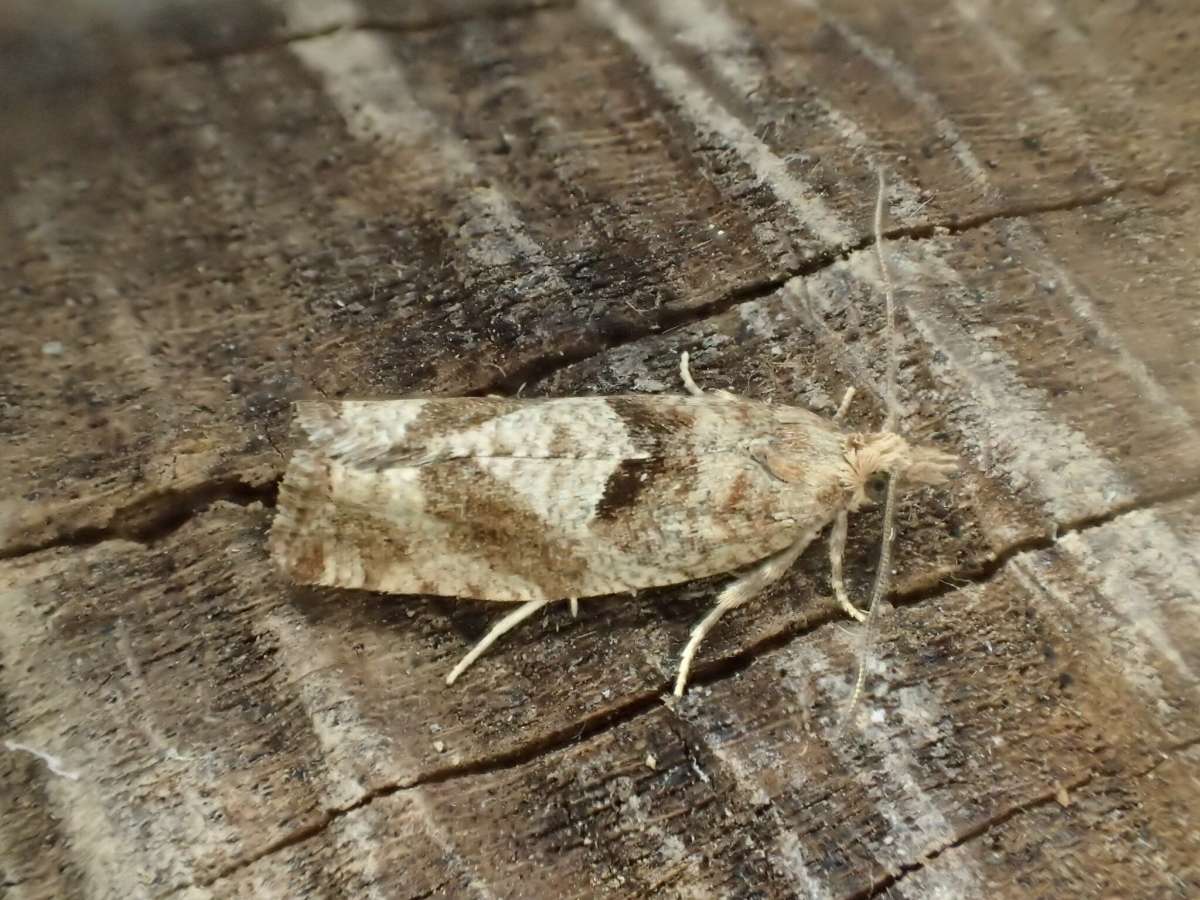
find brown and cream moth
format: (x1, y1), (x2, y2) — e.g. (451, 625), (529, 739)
(269, 172), (956, 700)
(269, 356), (955, 696)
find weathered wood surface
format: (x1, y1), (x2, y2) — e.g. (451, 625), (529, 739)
(2, 1), (1198, 897)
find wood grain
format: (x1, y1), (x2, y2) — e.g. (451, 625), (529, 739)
(2, 1), (1197, 897)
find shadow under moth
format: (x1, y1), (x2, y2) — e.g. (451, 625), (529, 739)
(269, 173), (957, 705)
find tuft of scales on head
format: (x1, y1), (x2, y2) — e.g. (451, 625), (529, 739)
(842, 432), (958, 511)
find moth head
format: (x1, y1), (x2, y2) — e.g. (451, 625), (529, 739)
(843, 432), (957, 510)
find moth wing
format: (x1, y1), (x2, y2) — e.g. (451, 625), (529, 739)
(291, 397), (527, 468)
(291, 395), (838, 464)
(271, 396), (845, 601)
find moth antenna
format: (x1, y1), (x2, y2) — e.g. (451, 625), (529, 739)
(841, 168), (901, 729)
(876, 168), (899, 434)
(840, 476), (898, 728)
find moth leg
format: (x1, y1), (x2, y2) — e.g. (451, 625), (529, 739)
(679, 351), (737, 400)
(828, 509), (867, 622)
(674, 525), (822, 697)
(569, 597), (579, 618)
(445, 596), (555, 685)
(833, 387), (856, 423)
(679, 351), (705, 397)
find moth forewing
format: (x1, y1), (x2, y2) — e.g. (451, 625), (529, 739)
(270, 392), (850, 602)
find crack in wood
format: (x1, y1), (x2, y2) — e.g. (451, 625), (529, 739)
(852, 734), (1200, 900)
(468, 270), (799, 396)
(0, 477), (278, 562)
(175, 686), (664, 894)
(482, 174), (1177, 396)
(896, 476), (1200, 608)
(850, 770), (1099, 900)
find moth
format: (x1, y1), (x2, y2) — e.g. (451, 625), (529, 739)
(269, 356), (955, 696)
(269, 173), (957, 700)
